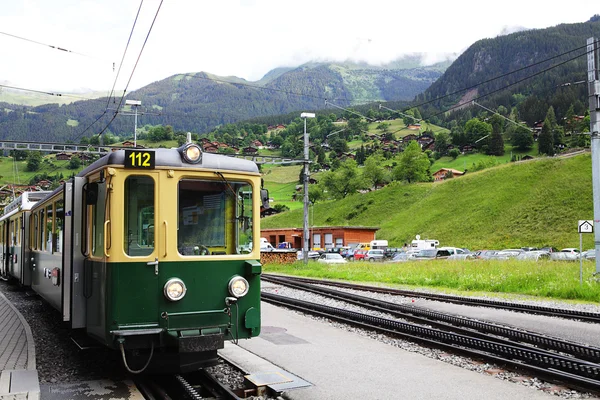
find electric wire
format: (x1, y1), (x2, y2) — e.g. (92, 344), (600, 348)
(104, 0), (145, 110)
(0, 31), (94, 58)
(96, 0), (164, 138)
(424, 48), (590, 121)
(0, 84), (96, 100)
(402, 39), (599, 114)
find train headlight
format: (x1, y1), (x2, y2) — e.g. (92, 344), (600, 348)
(228, 276), (249, 298)
(164, 278), (187, 301)
(181, 143), (202, 164)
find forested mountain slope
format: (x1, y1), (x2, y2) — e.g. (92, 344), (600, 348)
(0, 59), (444, 142)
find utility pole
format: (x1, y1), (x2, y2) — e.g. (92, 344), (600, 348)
(125, 100), (142, 147)
(587, 37), (600, 274)
(301, 112), (315, 265)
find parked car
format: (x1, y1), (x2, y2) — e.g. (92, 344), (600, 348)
(364, 249), (385, 262)
(583, 249), (596, 260)
(439, 247), (471, 255)
(389, 252), (414, 262)
(414, 249), (451, 260)
(474, 250), (499, 259)
(560, 248), (580, 255)
(351, 250), (367, 261)
(520, 247), (539, 252)
(540, 246), (558, 253)
(296, 250), (320, 260)
(516, 251), (551, 261)
(447, 254), (476, 261)
(384, 247), (401, 259)
(550, 252), (579, 261)
(317, 253), (348, 264)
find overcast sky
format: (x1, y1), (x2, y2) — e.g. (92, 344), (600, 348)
(1, 0), (598, 94)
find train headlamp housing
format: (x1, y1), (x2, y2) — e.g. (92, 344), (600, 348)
(164, 278), (187, 301)
(181, 143), (202, 164)
(228, 276), (249, 298)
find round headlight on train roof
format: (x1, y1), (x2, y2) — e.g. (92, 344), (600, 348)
(228, 276), (249, 298)
(164, 278), (187, 301)
(181, 143), (202, 164)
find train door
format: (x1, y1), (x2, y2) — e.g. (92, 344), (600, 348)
(84, 176), (110, 340)
(117, 173), (160, 324)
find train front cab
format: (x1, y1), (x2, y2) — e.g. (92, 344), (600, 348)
(80, 152), (262, 372)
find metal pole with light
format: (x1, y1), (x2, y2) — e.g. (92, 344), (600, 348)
(125, 100), (142, 147)
(586, 37), (600, 275)
(301, 112), (316, 264)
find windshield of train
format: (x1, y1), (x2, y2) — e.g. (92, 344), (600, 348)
(177, 178), (253, 256)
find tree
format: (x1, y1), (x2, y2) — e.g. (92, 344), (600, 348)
(68, 156), (82, 170)
(363, 153), (388, 189)
(26, 151), (42, 172)
(512, 126), (534, 151)
(449, 148), (461, 160)
(320, 159), (362, 199)
(434, 131), (450, 155)
(464, 118), (492, 146)
(392, 141), (431, 183)
(487, 131), (505, 156)
(538, 118), (555, 155)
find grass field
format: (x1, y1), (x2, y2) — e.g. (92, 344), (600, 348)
(265, 259), (600, 303)
(262, 153), (595, 251)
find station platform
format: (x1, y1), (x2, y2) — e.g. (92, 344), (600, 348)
(221, 301), (561, 400)
(0, 290), (39, 400)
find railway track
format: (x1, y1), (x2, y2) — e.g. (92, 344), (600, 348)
(263, 274), (600, 323)
(135, 369), (248, 400)
(262, 274), (600, 393)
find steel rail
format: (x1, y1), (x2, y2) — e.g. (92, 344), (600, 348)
(263, 275), (600, 363)
(263, 274), (600, 323)
(262, 292), (600, 393)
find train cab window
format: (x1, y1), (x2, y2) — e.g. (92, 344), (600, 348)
(177, 179), (253, 256)
(124, 176), (154, 257)
(54, 199), (64, 254)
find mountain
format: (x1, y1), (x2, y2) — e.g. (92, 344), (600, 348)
(0, 57), (445, 142)
(419, 16), (600, 125)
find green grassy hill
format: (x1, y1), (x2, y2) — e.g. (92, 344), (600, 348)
(262, 154), (594, 250)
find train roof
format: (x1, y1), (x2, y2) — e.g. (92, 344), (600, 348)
(3, 190), (53, 216)
(78, 147), (259, 177)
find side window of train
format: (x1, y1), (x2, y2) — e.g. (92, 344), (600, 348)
(124, 176), (154, 257)
(32, 213), (38, 250)
(54, 199), (64, 254)
(89, 180), (107, 258)
(39, 209), (45, 251)
(237, 185), (253, 254)
(46, 205), (53, 252)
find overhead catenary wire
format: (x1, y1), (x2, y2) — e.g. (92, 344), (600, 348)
(95, 0), (164, 139)
(423, 48), (590, 121)
(0, 31), (96, 58)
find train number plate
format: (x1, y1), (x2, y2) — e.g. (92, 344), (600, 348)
(124, 149), (155, 169)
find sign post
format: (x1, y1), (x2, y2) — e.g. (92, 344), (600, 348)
(578, 220), (594, 285)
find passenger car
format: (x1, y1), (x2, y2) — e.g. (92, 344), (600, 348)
(516, 251), (551, 261)
(317, 253), (348, 264)
(351, 250), (367, 261)
(413, 249), (451, 260)
(364, 249), (385, 262)
(297, 250), (321, 260)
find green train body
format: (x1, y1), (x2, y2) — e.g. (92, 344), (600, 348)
(0, 143), (263, 372)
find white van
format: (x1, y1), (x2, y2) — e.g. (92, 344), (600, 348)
(410, 235), (439, 251)
(260, 237), (274, 252)
(370, 240), (388, 250)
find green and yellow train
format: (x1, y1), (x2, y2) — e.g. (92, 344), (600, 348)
(0, 142), (264, 373)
